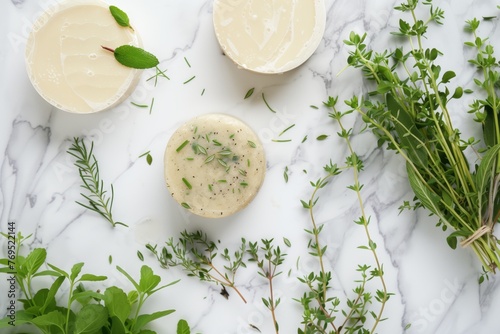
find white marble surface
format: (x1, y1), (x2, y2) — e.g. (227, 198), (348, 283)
(1, 0), (500, 333)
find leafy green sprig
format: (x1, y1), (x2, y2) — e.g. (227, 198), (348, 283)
(151, 230), (249, 303)
(295, 97), (390, 334)
(247, 239), (287, 334)
(343, 0), (500, 273)
(67, 137), (126, 228)
(0, 233), (178, 333)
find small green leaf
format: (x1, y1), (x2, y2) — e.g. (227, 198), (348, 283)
(283, 237), (292, 247)
(30, 311), (66, 332)
(104, 286), (131, 324)
(74, 304), (108, 334)
(116, 266), (140, 291)
(182, 178), (193, 190)
(40, 276), (65, 313)
(244, 88), (255, 99)
(441, 70), (456, 83)
(112, 45), (159, 69)
(406, 163), (442, 217)
(135, 310), (175, 331)
(25, 248), (47, 276)
(70, 262), (85, 281)
(109, 5), (131, 29)
(387, 93), (428, 168)
(177, 319), (191, 334)
(483, 105), (498, 147)
(139, 265), (161, 294)
(316, 134), (329, 141)
(79, 274), (107, 282)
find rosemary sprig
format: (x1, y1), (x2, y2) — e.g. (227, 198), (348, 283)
(67, 137), (127, 228)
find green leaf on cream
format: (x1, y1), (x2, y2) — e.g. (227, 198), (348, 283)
(109, 5), (133, 30)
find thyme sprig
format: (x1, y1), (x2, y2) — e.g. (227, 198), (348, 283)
(67, 137), (126, 228)
(152, 230), (248, 303)
(247, 239), (287, 334)
(296, 97), (391, 333)
(343, 0), (500, 274)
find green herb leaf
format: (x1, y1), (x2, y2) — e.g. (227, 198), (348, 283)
(79, 274), (107, 282)
(70, 262), (84, 281)
(112, 45), (159, 69)
(104, 286), (131, 324)
(74, 304), (108, 334)
(40, 276), (65, 313)
(483, 105), (498, 147)
(25, 248), (47, 276)
(135, 310), (176, 331)
(139, 265), (161, 294)
(244, 88), (255, 99)
(387, 93), (428, 168)
(30, 311), (66, 332)
(176, 140), (190, 152)
(177, 319), (191, 334)
(316, 134), (329, 141)
(109, 5), (132, 29)
(406, 163), (442, 217)
(182, 178), (193, 190)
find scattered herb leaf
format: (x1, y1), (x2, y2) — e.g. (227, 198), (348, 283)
(176, 140), (190, 152)
(244, 88), (255, 99)
(262, 93), (277, 113)
(183, 76), (196, 84)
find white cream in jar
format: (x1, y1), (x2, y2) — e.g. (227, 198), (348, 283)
(164, 114), (266, 218)
(25, 0), (141, 113)
(213, 0), (326, 74)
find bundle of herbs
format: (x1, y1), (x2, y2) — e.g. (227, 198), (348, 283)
(342, 0), (500, 275)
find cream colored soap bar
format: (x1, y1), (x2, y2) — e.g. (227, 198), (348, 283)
(213, 0), (326, 73)
(25, 0), (141, 113)
(164, 114), (266, 218)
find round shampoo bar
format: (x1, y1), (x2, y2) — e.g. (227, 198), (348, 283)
(213, 0), (326, 74)
(25, 0), (141, 113)
(164, 114), (266, 218)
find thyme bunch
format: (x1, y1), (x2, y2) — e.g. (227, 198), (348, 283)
(343, 0), (500, 274)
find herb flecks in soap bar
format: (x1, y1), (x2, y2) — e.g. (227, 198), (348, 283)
(164, 114), (266, 218)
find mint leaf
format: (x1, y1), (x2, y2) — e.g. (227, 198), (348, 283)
(24, 248), (47, 275)
(30, 311), (66, 332)
(74, 304), (108, 334)
(79, 273), (107, 282)
(70, 262), (84, 281)
(139, 265), (161, 294)
(104, 286), (131, 323)
(41, 276), (65, 313)
(177, 319), (191, 334)
(109, 5), (132, 29)
(113, 45), (159, 69)
(134, 310), (175, 331)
